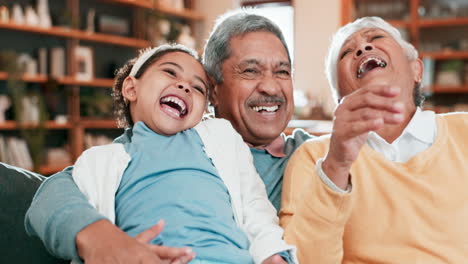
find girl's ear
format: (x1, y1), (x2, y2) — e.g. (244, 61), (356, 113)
(122, 76), (138, 103)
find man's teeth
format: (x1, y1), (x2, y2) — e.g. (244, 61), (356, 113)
(161, 96), (186, 114)
(252, 105), (279, 112)
(357, 57), (387, 78)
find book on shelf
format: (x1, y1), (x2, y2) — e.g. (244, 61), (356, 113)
(422, 57), (435, 93)
(0, 135), (33, 170)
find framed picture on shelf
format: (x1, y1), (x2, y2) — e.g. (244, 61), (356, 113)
(75, 46), (94, 81)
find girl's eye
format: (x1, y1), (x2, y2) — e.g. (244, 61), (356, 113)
(340, 50), (350, 60)
(276, 70), (291, 77)
(194, 86), (205, 95)
(163, 69), (176, 76)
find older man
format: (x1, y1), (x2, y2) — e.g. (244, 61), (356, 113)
(25, 10), (312, 264)
(280, 16), (468, 263)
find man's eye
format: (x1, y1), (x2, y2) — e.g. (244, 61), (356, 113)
(243, 68), (258, 74)
(340, 50), (350, 60)
(163, 69), (176, 76)
(277, 70), (290, 76)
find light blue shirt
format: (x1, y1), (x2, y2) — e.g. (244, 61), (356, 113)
(116, 122), (252, 263)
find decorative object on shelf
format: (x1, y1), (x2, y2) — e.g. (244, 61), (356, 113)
(12, 4), (25, 25)
(422, 57), (435, 94)
(84, 133), (113, 149)
(38, 48), (47, 75)
(46, 147), (71, 168)
(24, 5), (39, 26)
(81, 91), (113, 118)
(435, 60), (464, 86)
(37, 0), (52, 28)
(74, 46), (94, 81)
(173, 0), (185, 10)
(86, 8), (96, 33)
(0, 5), (8, 22)
(17, 53), (38, 75)
(0, 95), (11, 123)
(98, 15), (129, 36)
(50, 47), (65, 78)
(176, 24), (196, 50)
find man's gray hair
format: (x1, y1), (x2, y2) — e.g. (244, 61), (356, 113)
(203, 8), (291, 84)
(325, 16), (419, 101)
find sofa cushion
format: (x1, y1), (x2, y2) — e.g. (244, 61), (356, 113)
(0, 162), (66, 264)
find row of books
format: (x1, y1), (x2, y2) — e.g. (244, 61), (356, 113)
(0, 135), (33, 170)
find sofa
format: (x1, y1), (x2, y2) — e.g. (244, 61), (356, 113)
(0, 162), (67, 263)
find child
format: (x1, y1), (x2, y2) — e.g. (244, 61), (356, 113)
(71, 44), (298, 264)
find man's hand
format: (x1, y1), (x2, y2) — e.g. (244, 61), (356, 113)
(323, 84), (404, 189)
(76, 219), (195, 264)
(262, 254), (288, 264)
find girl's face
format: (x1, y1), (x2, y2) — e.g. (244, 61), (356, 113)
(123, 51), (209, 136)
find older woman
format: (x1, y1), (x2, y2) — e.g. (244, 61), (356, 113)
(280, 16), (468, 263)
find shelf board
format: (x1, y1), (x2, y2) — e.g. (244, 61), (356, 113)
(0, 22), (150, 48)
(388, 20), (410, 28)
(430, 85), (468, 94)
(0, 72), (48, 83)
(0, 72), (114, 87)
(419, 17), (468, 28)
(153, 4), (204, 20)
(102, 0), (153, 8)
(39, 164), (71, 175)
(420, 50), (468, 60)
(0, 121), (72, 130)
(60, 77), (114, 88)
(81, 119), (120, 129)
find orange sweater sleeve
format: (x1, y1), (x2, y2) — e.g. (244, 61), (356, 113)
(280, 141), (354, 263)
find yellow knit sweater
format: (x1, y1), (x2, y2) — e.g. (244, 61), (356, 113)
(280, 113), (468, 263)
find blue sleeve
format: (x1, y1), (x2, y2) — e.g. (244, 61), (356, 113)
(278, 250), (294, 263)
(24, 166), (106, 261)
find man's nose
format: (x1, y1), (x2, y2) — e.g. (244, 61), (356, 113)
(177, 81), (190, 93)
(355, 44), (373, 57)
(257, 75), (281, 95)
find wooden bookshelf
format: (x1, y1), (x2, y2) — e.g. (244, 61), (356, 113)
(0, 0), (204, 174)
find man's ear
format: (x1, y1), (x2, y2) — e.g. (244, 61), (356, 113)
(122, 76), (138, 103)
(411, 58), (423, 84)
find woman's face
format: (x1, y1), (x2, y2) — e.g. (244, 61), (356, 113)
(336, 28), (422, 111)
(124, 51), (208, 136)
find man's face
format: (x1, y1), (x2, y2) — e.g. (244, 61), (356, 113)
(337, 28), (422, 113)
(211, 31), (293, 147)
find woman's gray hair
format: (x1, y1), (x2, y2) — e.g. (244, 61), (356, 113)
(325, 16), (419, 101)
(203, 8), (291, 84)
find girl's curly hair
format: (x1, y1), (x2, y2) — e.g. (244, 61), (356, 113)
(111, 44), (211, 128)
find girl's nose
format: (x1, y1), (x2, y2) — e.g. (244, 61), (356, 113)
(177, 83), (190, 93)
